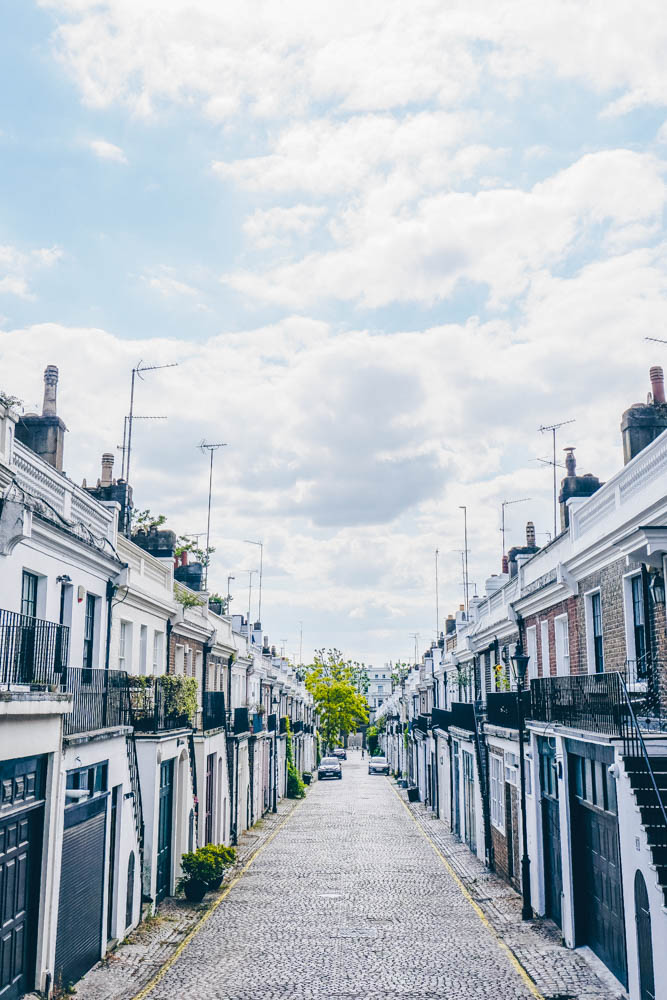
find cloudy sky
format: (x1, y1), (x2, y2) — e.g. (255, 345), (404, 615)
(2, 2), (667, 667)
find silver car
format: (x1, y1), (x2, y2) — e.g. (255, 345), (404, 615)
(368, 756), (389, 775)
(318, 756), (343, 780)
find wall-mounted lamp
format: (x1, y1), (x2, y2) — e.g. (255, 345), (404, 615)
(56, 574), (72, 584)
(649, 572), (665, 606)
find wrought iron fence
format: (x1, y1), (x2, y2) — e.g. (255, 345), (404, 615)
(486, 691), (530, 729)
(450, 700), (475, 731)
(201, 690), (226, 731)
(530, 672), (623, 735)
(63, 667), (133, 736)
(0, 608), (69, 687)
(129, 676), (193, 733)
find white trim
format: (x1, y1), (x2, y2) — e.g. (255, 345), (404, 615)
(554, 613), (569, 677)
(540, 620), (550, 677)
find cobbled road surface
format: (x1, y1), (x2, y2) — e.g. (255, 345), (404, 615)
(142, 756), (536, 1000)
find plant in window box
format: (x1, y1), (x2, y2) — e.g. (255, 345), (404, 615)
(493, 663), (511, 692)
(159, 675), (198, 723)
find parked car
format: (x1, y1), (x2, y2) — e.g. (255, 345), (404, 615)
(318, 757), (343, 780)
(368, 756), (389, 775)
(330, 747), (347, 760)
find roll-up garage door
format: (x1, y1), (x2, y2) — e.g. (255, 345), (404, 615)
(55, 795), (107, 988)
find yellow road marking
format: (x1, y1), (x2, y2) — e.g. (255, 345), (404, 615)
(390, 783), (544, 1000)
(131, 799), (304, 1000)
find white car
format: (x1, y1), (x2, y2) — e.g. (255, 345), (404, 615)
(368, 756), (390, 775)
(318, 756), (343, 780)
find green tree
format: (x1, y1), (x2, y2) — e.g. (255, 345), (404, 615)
(305, 648), (369, 749)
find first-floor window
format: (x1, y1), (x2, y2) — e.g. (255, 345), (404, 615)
(152, 631), (163, 674)
(21, 570), (38, 618)
(119, 621), (129, 671)
(526, 626), (538, 681)
(83, 594), (97, 671)
(554, 615), (569, 676)
(490, 753), (505, 832)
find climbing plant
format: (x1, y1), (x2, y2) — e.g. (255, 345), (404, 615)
(284, 717), (305, 798)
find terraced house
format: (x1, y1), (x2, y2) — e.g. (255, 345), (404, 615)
(0, 366), (315, 1000)
(380, 367), (667, 1000)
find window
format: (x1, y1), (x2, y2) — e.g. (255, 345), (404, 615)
(378, 684), (383, 694)
(489, 754), (504, 832)
(83, 594), (97, 671)
(153, 631), (163, 674)
(631, 575), (647, 668)
(138, 625), (148, 674)
(526, 626), (538, 681)
(174, 644), (185, 675)
(554, 615), (569, 676)
(21, 571), (38, 618)
(119, 622), (129, 671)
(65, 761), (108, 806)
(591, 592), (604, 673)
(540, 621), (549, 677)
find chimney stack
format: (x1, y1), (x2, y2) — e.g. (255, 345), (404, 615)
(42, 365), (58, 416)
(559, 447), (601, 529)
(100, 453), (114, 487)
(621, 367), (667, 464)
(650, 365), (665, 404)
(15, 364), (67, 470)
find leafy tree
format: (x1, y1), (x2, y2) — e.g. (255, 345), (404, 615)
(132, 508), (167, 531)
(305, 648), (369, 749)
(390, 661), (410, 691)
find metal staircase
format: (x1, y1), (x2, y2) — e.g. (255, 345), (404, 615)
(620, 677), (667, 906)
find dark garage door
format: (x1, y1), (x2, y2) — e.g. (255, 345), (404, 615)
(55, 795), (107, 988)
(570, 751), (627, 988)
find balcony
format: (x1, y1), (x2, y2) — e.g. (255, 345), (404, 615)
(431, 707), (453, 731)
(450, 701), (475, 731)
(292, 719), (304, 734)
(486, 691), (530, 729)
(530, 672), (623, 736)
(415, 714), (430, 734)
(197, 690), (226, 732)
(129, 676), (195, 734)
(252, 712), (265, 734)
(0, 608), (69, 688)
(64, 668), (133, 737)
(234, 707), (250, 735)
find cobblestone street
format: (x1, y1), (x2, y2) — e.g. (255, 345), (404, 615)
(113, 755), (620, 1000)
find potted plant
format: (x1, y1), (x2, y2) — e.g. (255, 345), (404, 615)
(302, 771), (312, 785)
(201, 844), (237, 890)
(177, 848), (218, 902)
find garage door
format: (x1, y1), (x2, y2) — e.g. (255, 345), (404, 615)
(569, 750), (627, 988)
(55, 795), (107, 988)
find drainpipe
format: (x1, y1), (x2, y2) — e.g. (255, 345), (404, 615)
(105, 578), (115, 671)
(232, 740), (239, 846)
(166, 619), (173, 674)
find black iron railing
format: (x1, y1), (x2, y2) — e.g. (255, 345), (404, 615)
(252, 712), (265, 734)
(530, 672), (623, 735)
(619, 674), (667, 828)
(64, 667), (133, 736)
(450, 700), (475, 731)
(292, 719), (304, 734)
(201, 691), (226, 731)
(0, 608), (69, 687)
(129, 676), (193, 733)
(415, 714), (430, 734)
(486, 691), (530, 729)
(431, 707), (452, 730)
(234, 707), (250, 734)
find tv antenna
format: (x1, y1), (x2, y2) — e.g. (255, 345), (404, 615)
(409, 633), (420, 666)
(199, 441), (227, 591)
(124, 360), (178, 535)
(539, 419), (575, 538)
(500, 498), (531, 560)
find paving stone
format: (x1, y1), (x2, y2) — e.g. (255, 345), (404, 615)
(75, 759), (624, 1000)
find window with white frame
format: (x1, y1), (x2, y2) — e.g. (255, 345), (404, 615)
(489, 753), (505, 832)
(139, 625), (148, 674)
(623, 572), (648, 679)
(540, 621), (550, 677)
(152, 631), (163, 675)
(119, 621), (130, 671)
(554, 615), (569, 676)
(585, 590), (604, 673)
(526, 626), (538, 681)
(174, 644), (185, 675)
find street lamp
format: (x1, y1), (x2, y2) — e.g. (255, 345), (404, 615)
(511, 643), (533, 921)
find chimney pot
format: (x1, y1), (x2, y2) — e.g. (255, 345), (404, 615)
(564, 447), (576, 477)
(42, 365), (58, 416)
(526, 521), (536, 547)
(502, 555), (509, 574)
(181, 551), (188, 566)
(650, 365), (665, 404)
(100, 452), (114, 487)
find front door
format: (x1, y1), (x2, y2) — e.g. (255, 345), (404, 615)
(634, 870), (655, 1000)
(453, 741), (461, 838)
(463, 750), (476, 852)
(107, 786), (120, 941)
(539, 739), (563, 927)
(156, 760), (174, 904)
(205, 753), (215, 845)
(0, 756), (44, 1000)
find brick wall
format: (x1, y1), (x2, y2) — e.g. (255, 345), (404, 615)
(168, 629), (206, 679)
(522, 596), (579, 676)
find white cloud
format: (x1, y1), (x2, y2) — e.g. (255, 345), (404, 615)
(242, 205), (326, 249)
(223, 150), (667, 309)
(89, 138), (127, 163)
(143, 272), (198, 298)
(0, 244), (63, 300)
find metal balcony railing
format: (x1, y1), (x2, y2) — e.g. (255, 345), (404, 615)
(530, 672), (623, 736)
(202, 690), (226, 731)
(486, 691), (530, 729)
(0, 608), (69, 688)
(450, 701), (475, 731)
(63, 668), (133, 737)
(129, 676), (195, 733)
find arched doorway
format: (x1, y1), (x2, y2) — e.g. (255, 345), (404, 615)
(634, 870), (655, 1000)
